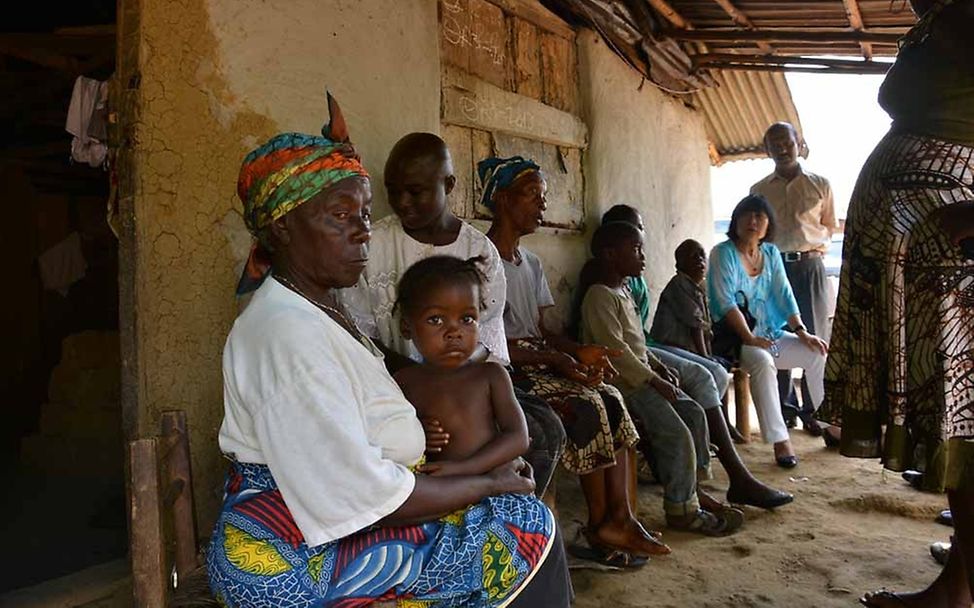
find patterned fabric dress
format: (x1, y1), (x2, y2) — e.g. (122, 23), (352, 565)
(820, 132), (974, 491)
(208, 461), (556, 608)
(510, 338), (639, 475)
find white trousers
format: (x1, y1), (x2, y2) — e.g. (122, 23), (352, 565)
(739, 332), (826, 444)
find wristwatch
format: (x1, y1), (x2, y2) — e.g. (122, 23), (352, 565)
(791, 324), (808, 334)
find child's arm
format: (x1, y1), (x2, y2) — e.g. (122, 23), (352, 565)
(422, 363), (529, 477)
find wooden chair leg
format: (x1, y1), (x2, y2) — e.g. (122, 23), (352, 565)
(129, 438), (167, 608)
(733, 369), (752, 443)
(161, 410), (198, 580)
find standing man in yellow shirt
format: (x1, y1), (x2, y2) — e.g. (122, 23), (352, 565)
(751, 122), (838, 437)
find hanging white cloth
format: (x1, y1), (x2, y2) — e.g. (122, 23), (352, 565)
(65, 76), (108, 168)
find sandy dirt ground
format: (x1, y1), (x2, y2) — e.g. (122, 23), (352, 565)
(558, 430), (951, 608)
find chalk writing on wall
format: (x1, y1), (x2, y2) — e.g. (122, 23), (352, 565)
(441, 0), (506, 67)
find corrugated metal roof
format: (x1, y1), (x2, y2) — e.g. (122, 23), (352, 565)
(693, 69), (802, 164)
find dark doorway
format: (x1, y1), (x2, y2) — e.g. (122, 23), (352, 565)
(0, 0), (123, 593)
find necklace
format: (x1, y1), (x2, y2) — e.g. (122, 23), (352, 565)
(273, 273), (368, 344)
(737, 245), (763, 275)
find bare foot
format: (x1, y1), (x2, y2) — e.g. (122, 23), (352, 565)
(698, 489), (727, 513)
(590, 518), (671, 557)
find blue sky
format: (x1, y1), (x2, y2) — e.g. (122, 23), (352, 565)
(710, 71), (892, 220)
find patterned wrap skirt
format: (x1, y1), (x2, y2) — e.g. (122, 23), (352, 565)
(510, 338), (639, 475)
(820, 131), (974, 491)
(207, 461), (556, 607)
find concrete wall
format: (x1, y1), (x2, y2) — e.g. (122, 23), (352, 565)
(125, 2), (710, 524)
(125, 0), (439, 523)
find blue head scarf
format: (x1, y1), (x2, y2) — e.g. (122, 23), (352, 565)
(476, 155), (541, 212)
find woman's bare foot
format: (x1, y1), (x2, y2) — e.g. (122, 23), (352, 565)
(589, 518), (671, 557)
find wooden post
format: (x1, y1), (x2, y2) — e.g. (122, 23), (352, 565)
(129, 438), (167, 608)
(733, 369), (751, 443)
(161, 410), (198, 580)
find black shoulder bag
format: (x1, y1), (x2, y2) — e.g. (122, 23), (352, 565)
(710, 291), (756, 363)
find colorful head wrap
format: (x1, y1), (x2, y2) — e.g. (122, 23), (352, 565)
(476, 155), (541, 212)
(235, 93), (369, 294)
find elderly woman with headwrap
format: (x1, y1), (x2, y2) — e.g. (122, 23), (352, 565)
(480, 156), (681, 565)
(206, 97), (571, 608)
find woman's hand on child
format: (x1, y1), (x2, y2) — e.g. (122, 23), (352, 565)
(420, 418), (450, 454)
(488, 458), (536, 496)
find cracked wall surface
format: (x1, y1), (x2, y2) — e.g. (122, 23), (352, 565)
(128, 0), (439, 525)
(125, 1), (708, 529)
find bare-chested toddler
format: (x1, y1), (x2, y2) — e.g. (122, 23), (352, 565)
(394, 255), (530, 477)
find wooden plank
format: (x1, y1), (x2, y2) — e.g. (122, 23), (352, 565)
(483, 0), (574, 39)
(468, 0), (511, 90)
(842, 0), (874, 59)
(664, 28), (901, 44)
(441, 124), (475, 218)
(693, 53), (892, 70)
(161, 410), (198, 581)
(539, 32), (578, 114)
(645, 0), (690, 29)
(441, 65), (587, 148)
(129, 438), (167, 608)
(512, 19), (542, 100)
(471, 129), (494, 217)
(710, 0), (773, 53)
(700, 62), (891, 74)
(440, 0), (471, 72)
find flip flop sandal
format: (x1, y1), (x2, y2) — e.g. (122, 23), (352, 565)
(670, 508), (743, 537)
(582, 527), (671, 557)
(859, 590), (909, 606)
(567, 544), (649, 570)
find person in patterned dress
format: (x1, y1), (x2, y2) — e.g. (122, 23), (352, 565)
(206, 95), (571, 608)
(818, 1), (974, 605)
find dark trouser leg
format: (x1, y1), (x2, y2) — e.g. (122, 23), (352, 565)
(514, 386), (566, 498)
(782, 256), (831, 419)
(508, 526), (573, 608)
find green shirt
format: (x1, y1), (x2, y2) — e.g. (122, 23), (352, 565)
(626, 275), (653, 346)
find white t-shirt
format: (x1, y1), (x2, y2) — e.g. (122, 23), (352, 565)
(219, 277), (425, 547)
(339, 216), (511, 364)
(501, 247), (554, 340)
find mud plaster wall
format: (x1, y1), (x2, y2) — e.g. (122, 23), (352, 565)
(132, 0), (708, 526)
(132, 0), (438, 524)
(570, 30), (713, 311)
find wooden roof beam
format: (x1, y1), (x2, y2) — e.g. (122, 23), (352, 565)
(710, 0), (772, 53)
(662, 28), (901, 44)
(642, 0), (710, 53)
(644, 0), (689, 29)
(842, 0), (873, 60)
(697, 62), (891, 75)
(693, 53), (892, 70)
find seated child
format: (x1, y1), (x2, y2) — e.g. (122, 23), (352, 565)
(580, 221), (742, 536)
(394, 255), (530, 477)
(649, 239), (716, 360)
